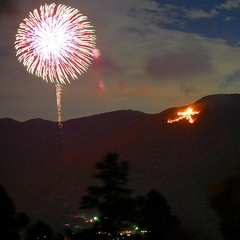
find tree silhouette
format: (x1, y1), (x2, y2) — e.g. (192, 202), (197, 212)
(25, 220), (54, 240)
(136, 189), (194, 240)
(210, 175), (240, 240)
(79, 153), (194, 240)
(136, 189), (174, 239)
(0, 184), (29, 240)
(80, 152), (136, 238)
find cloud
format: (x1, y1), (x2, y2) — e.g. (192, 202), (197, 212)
(184, 9), (219, 19)
(180, 83), (197, 96)
(2, 0), (240, 121)
(225, 16), (235, 21)
(221, 69), (240, 88)
(145, 49), (212, 80)
(128, 86), (152, 98)
(91, 56), (121, 76)
(126, 3), (183, 28)
(217, 0), (240, 10)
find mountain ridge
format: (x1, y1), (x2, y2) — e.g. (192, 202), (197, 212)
(1, 94), (240, 239)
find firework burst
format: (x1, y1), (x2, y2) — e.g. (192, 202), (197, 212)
(15, 3), (96, 84)
(15, 3), (96, 126)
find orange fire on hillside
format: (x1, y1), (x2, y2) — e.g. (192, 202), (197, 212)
(167, 107), (199, 124)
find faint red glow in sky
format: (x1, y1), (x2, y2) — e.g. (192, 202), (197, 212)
(120, 81), (128, 89)
(93, 49), (101, 59)
(97, 80), (104, 90)
(94, 80), (105, 96)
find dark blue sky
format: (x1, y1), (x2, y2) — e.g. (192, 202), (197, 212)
(153, 0), (240, 45)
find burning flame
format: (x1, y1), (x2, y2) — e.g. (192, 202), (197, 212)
(167, 107), (199, 124)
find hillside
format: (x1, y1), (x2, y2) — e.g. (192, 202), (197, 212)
(1, 94), (240, 239)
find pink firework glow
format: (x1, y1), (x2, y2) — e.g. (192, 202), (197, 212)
(15, 3), (96, 125)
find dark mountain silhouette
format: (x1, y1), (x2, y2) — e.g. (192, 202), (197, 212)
(1, 94), (240, 239)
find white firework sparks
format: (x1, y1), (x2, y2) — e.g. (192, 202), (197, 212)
(15, 3), (96, 84)
(15, 3), (96, 126)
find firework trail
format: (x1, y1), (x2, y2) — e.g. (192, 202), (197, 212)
(15, 3), (96, 125)
(55, 83), (65, 127)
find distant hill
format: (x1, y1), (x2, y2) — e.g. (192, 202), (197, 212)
(1, 94), (240, 239)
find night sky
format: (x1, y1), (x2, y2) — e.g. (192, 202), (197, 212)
(1, 0), (240, 122)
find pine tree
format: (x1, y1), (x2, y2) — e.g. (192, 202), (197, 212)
(80, 152), (136, 238)
(0, 184), (29, 240)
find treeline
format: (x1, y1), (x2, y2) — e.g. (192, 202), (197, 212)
(72, 152), (194, 240)
(1, 152), (240, 239)
(0, 184), (64, 240)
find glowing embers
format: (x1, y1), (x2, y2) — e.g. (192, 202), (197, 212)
(167, 107), (199, 124)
